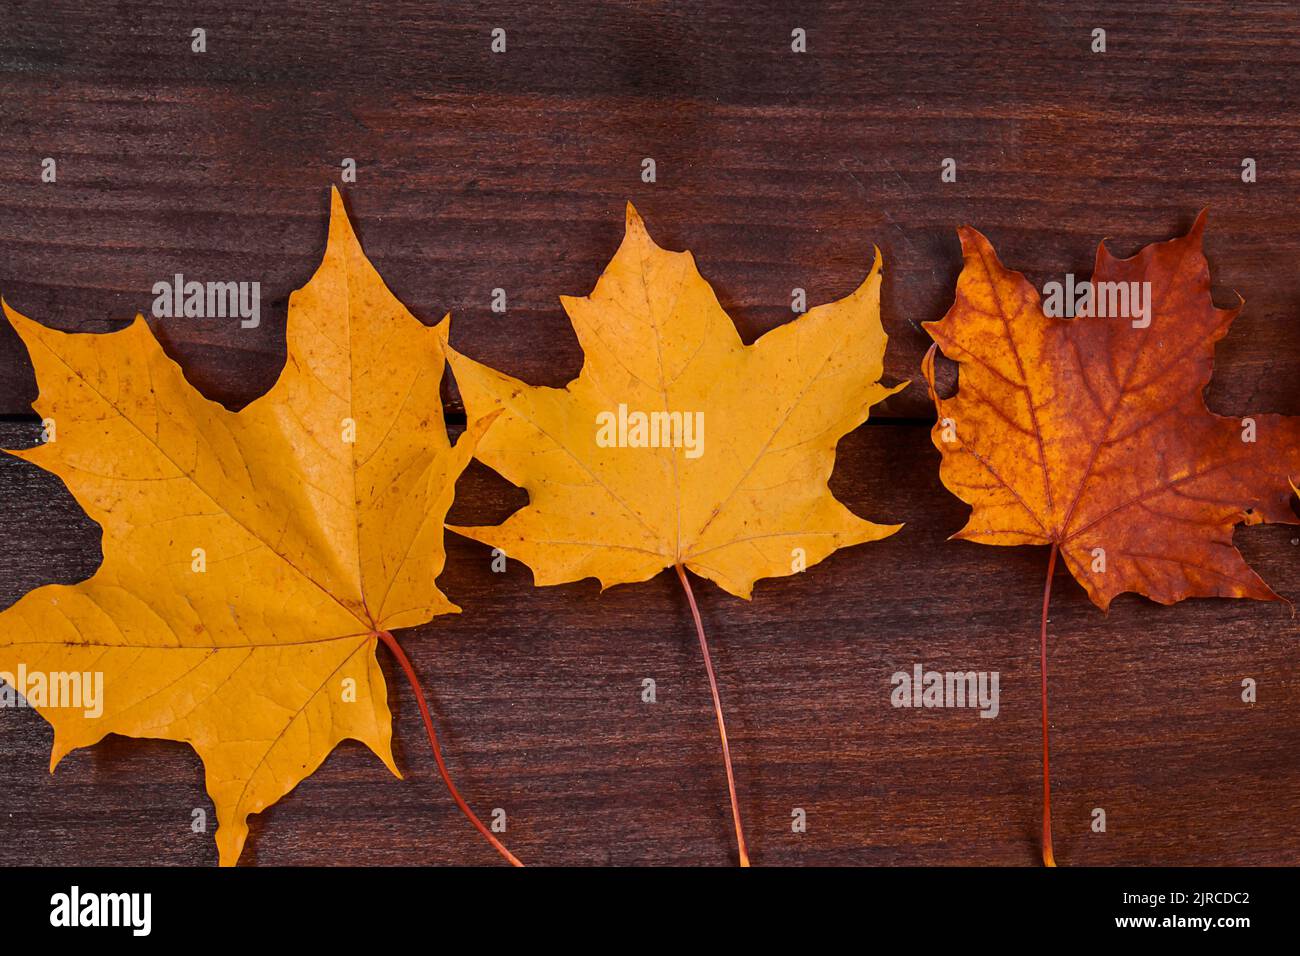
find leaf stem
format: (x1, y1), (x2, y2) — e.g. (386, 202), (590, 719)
(674, 563), (750, 867)
(374, 629), (524, 867)
(1040, 544), (1058, 868)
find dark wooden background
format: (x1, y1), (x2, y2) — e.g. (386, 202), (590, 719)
(1, 0), (1297, 866)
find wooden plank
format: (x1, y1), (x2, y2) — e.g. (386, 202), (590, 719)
(2, 420), (1297, 865)
(1, 1), (1298, 420)
(2, 0), (1298, 869)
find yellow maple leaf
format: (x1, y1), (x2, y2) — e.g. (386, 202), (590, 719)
(448, 204), (903, 597)
(0, 189), (503, 866)
(446, 204), (903, 863)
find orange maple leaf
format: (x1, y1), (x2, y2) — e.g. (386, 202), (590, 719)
(923, 214), (1300, 865)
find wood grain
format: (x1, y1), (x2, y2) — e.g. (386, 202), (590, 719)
(1, 419), (1297, 866)
(0, 1), (1297, 420)
(1, 0), (1298, 866)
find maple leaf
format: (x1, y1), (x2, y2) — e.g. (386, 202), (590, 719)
(923, 214), (1300, 864)
(445, 203), (903, 863)
(0, 189), (513, 866)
